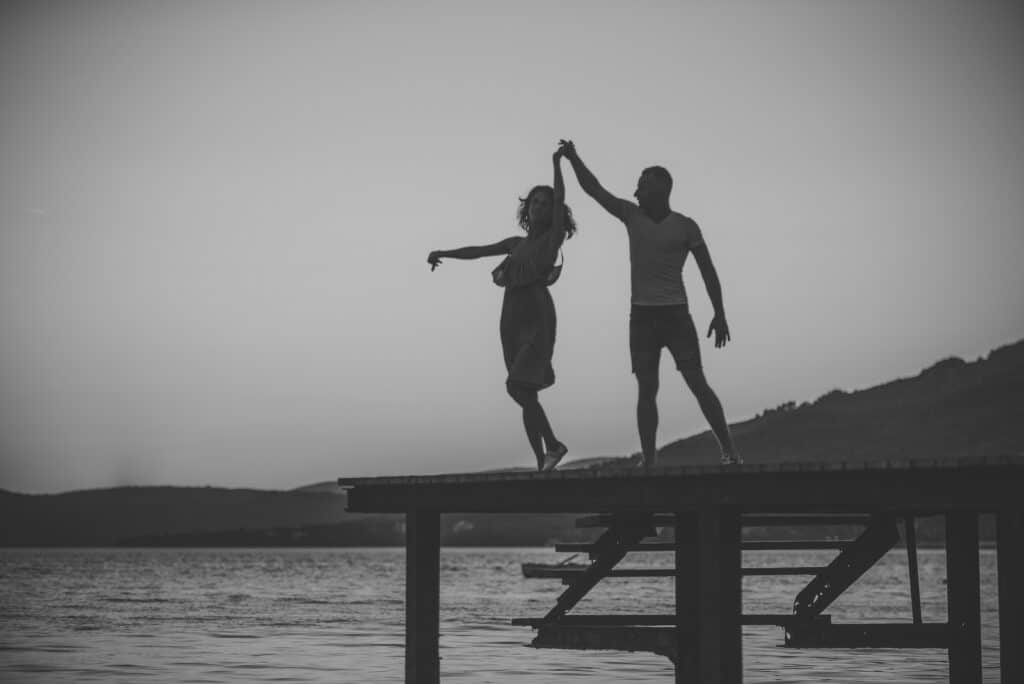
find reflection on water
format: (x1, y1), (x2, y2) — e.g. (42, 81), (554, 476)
(0, 547), (1001, 683)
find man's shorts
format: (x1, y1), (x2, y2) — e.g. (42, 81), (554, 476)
(629, 304), (702, 374)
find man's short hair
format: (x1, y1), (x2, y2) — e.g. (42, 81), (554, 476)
(643, 166), (673, 192)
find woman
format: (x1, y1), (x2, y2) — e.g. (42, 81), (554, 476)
(427, 148), (576, 472)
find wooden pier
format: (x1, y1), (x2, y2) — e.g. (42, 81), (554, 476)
(339, 454), (1024, 683)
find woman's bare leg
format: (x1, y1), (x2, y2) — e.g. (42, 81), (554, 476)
(508, 384), (546, 469)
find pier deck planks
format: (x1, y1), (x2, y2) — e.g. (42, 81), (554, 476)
(340, 455), (1024, 513)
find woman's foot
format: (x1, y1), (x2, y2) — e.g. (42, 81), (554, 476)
(541, 442), (568, 472)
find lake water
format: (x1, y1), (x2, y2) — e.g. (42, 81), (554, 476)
(0, 547), (1002, 683)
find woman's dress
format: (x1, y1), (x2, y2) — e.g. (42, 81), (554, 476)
(494, 232), (562, 390)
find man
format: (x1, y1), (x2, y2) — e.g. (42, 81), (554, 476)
(558, 139), (740, 467)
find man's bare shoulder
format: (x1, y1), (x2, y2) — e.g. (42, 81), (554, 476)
(671, 210), (698, 225)
(617, 199), (640, 222)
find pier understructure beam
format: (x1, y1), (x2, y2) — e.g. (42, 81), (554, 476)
(543, 514), (657, 623)
(786, 515), (913, 648)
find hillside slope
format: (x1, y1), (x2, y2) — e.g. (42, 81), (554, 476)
(658, 339), (1024, 465)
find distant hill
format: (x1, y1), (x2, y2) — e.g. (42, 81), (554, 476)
(1, 338), (1021, 547)
(0, 485), (368, 546)
(655, 338), (1024, 466)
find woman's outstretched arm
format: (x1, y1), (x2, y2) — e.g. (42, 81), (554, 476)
(427, 237), (520, 271)
(551, 149), (567, 242)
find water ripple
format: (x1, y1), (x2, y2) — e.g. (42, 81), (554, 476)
(0, 547), (1002, 683)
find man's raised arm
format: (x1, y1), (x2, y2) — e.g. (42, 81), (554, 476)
(558, 140), (631, 222)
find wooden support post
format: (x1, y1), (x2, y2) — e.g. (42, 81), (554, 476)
(905, 515), (922, 624)
(697, 506), (722, 684)
(697, 508), (722, 683)
(406, 509), (440, 684)
(679, 506), (743, 684)
(719, 508), (743, 684)
(675, 512), (698, 684)
(997, 509), (1023, 684)
(946, 512), (981, 684)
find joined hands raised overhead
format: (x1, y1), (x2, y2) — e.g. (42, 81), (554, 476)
(557, 139), (577, 161)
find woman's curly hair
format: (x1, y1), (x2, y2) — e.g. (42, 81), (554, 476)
(517, 185), (577, 239)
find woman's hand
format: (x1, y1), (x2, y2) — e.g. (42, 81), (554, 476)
(427, 250), (444, 271)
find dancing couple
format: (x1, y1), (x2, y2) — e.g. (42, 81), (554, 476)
(427, 140), (740, 472)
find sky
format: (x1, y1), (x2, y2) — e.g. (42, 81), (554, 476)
(1, 1), (1022, 493)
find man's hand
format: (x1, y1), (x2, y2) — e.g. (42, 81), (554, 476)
(427, 251), (443, 271)
(707, 314), (731, 348)
(557, 139), (578, 161)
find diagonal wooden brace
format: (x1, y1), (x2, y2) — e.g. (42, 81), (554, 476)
(543, 515), (657, 622)
(793, 514), (900, 618)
